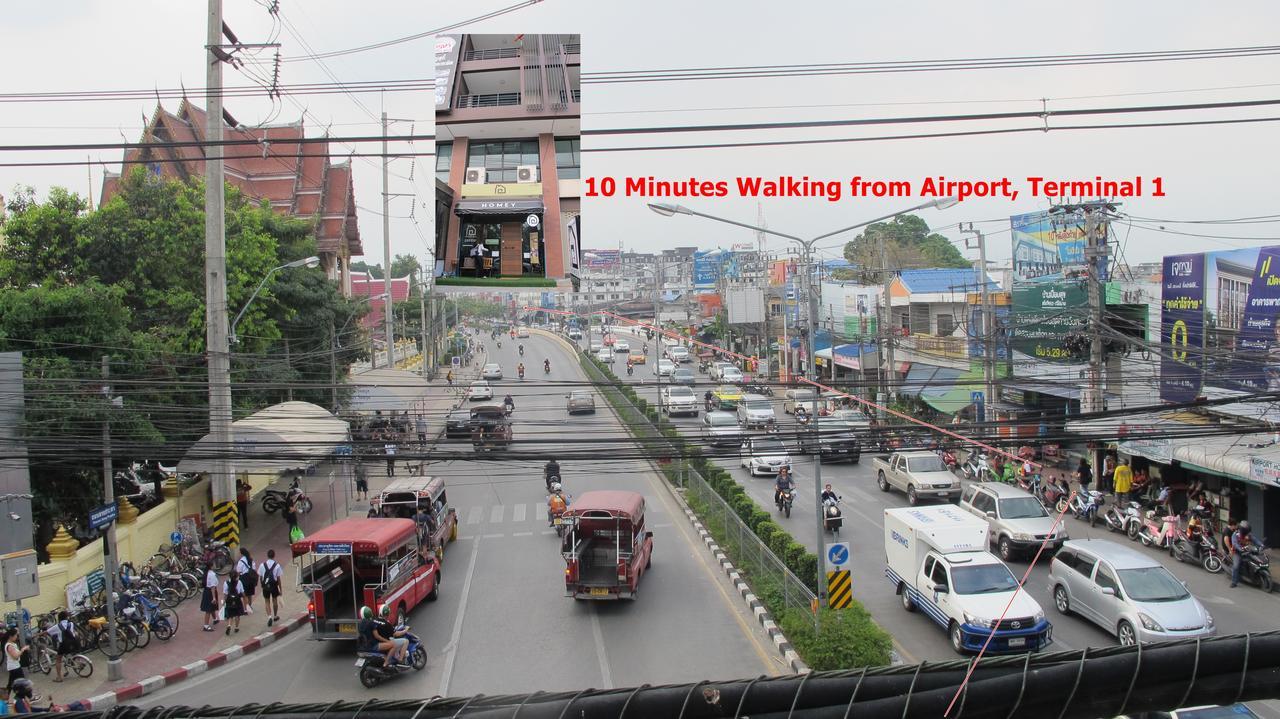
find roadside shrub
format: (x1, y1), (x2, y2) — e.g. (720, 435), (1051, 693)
(780, 606), (893, 670)
(768, 529), (791, 558)
(794, 553), (819, 593)
(784, 541), (807, 568)
(749, 508), (771, 532)
(755, 520), (782, 547)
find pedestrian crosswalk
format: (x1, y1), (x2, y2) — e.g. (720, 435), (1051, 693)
(450, 501), (673, 530)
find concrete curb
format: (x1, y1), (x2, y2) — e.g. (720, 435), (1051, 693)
(69, 613), (310, 710)
(682, 507), (810, 674)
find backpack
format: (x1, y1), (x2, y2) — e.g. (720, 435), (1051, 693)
(57, 621), (79, 655)
(261, 561), (280, 595)
(239, 560), (258, 591)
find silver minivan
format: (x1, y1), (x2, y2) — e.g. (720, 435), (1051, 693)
(1048, 539), (1215, 646)
(736, 394), (776, 428)
(782, 388), (816, 414)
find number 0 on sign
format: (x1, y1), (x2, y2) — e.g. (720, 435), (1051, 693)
(826, 541), (850, 568)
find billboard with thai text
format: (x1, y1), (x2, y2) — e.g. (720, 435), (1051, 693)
(1160, 253), (1206, 403)
(1010, 210), (1104, 283)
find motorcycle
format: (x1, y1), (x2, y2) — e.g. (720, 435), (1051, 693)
(960, 452), (994, 483)
(1135, 510), (1179, 550)
(548, 493), (572, 537)
(518, 368), (525, 381)
(795, 412), (811, 427)
(1234, 542), (1273, 592)
(1171, 530), (1225, 574)
(775, 488), (796, 518)
(626, 364), (634, 376)
(262, 477), (312, 514)
(1035, 478), (1071, 514)
(1103, 501), (1143, 536)
(940, 448), (959, 474)
(1068, 490), (1106, 527)
(823, 497), (843, 534)
(519, 346), (525, 356)
(356, 625), (427, 688)
(544, 362), (551, 375)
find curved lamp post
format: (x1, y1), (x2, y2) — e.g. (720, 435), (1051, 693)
(229, 256), (320, 344)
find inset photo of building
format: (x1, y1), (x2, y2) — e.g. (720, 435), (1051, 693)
(433, 33), (581, 292)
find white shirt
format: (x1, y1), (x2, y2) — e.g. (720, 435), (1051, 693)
(236, 556), (254, 577)
(5, 641), (21, 670)
(259, 559), (283, 583)
(205, 569), (218, 589)
(224, 578), (243, 595)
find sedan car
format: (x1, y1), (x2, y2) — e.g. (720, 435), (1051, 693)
(566, 390), (596, 414)
(596, 348), (615, 364)
(517, 327), (530, 338)
(1048, 539), (1215, 646)
(654, 359), (676, 377)
(467, 381), (494, 401)
(481, 363), (503, 380)
(667, 346), (691, 363)
(670, 368), (695, 385)
(721, 367), (745, 383)
(589, 341), (603, 353)
(629, 352), (647, 365)
(444, 408), (473, 438)
(740, 436), (793, 477)
(614, 341), (630, 353)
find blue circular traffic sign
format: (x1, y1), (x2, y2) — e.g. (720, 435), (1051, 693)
(827, 542), (850, 567)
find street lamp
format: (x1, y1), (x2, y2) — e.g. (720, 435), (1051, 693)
(229, 256), (320, 344)
(649, 197), (958, 609)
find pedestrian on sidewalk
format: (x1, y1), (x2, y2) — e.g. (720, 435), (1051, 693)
(415, 415), (428, 446)
(1100, 455), (1116, 494)
(259, 549), (284, 626)
(223, 570), (245, 635)
(284, 490), (300, 537)
(385, 441), (397, 477)
(354, 462), (369, 501)
(201, 563), (221, 632)
(4, 627), (28, 700)
(1074, 457), (1093, 494)
(235, 548), (257, 614)
(46, 611), (78, 683)
(236, 478), (251, 529)
(1113, 458), (1133, 506)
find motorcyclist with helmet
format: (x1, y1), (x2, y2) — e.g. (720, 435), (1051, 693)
(773, 466), (796, 509)
(547, 483), (569, 525)
(517, 363), (525, 380)
(820, 483), (839, 505)
(503, 394), (515, 414)
(359, 605), (409, 667)
(519, 344), (525, 356)
(544, 358), (551, 374)
(544, 458), (561, 491)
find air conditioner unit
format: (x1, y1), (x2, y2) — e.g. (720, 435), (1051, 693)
(465, 167), (487, 184)
(516, 165), (539, 183)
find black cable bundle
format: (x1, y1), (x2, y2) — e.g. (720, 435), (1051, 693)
(63, 632), (1280, 719)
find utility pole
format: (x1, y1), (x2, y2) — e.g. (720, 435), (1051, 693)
(204, 0), (238, 547)
(799, 241), (827, 608)
(418, 270), (429, 379)
(961, 224), (996, 424)
(654, 261), (664, 415)
(101, 357), (123, 680)
(381, 111), (395, 373)
(879, 234), (896, 413)
(329, 318), (338, 412)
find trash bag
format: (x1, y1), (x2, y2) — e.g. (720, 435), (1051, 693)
(289, 525), (304, 543)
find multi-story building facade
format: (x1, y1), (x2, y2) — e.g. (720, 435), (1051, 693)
(434, 34), (580, 281)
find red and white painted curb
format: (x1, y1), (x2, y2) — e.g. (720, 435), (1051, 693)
(69, 614), (309, 710)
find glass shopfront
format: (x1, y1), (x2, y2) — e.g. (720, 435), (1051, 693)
(456, 209), (545, 277)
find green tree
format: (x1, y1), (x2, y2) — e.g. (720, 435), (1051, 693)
(351, 260), (382, 279)
(842, 214), (969, 284)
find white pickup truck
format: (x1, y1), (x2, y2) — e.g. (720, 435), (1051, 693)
(660, 386), (699, 417)
(872, 451), (961, 505)
(885, 506), (1052, 655)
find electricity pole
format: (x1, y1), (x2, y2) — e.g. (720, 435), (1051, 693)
(101, 356), (123, 680)
(880, 235), (896, 412)
(961, 224), (996, 424)
(799, 240), (828, 608)
(654, 260), (664, 415)
(204, 0), (237, 546)
(381, 112), (394, 370)
(419, 270), (429, 379)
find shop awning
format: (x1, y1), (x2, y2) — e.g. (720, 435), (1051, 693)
(346, 367), (433, 414)
(900, 365), (966, 398)
(454, 199), (544, 216)
(178, 401), (349, 475)
(1004, 380), (1085, 401)
(919, 369), (985, 414)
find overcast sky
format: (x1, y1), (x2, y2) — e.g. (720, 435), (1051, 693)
(6, 1), (1280, 273)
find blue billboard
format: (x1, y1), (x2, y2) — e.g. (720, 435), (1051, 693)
(1010, 210), (1102, 283)
(1160, 253), (1206, 403)
(693, 249), (723, 287)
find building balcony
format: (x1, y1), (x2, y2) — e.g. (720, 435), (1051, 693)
(564, 42), (581, 55)
(906, 333), (970, 360)
(465, 47), (521, 61)
(456, 92), (522, 108)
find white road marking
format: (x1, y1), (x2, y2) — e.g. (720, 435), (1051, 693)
(481, 533), (504, 539)
(513, 503), (526, 522)
(466, 506), (483, 524)
(512, 531), (533, 537)
(1202, 594), (1235, 605)
(589, 605), (614, 689)
(490, 505), (504, 523)
(438, 533), (482, 697)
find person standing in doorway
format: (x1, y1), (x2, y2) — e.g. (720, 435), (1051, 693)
(259, 549), (284, 626)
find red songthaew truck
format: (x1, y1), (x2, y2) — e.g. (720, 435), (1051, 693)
(560, 490), (654, 600)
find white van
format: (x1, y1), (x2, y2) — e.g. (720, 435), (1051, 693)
(885, 506), (1052, 654)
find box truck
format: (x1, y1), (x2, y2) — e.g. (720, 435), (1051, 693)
(884, 506), (1052, 654)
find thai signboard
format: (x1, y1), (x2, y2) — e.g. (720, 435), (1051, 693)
(1010, 281), (1087, 362)
(1248, 456), (1280, 488)
(1160, 253), (1206, 403)
(434, 35), (462, 110)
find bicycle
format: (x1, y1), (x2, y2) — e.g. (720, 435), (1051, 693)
(32, 625), (94, 679)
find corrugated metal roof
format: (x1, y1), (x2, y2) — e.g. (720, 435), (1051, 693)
(897, 269), (998, 294)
